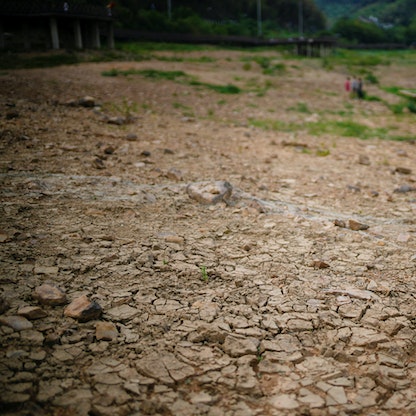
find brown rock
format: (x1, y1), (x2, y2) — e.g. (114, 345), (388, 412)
(311, 260), (330, 269)
(334, 219), (346, 228)
(64, 295), (102, 322)
(96, 321), (118, 341)
(34, 284), (67, 306)
(395, 167), (412, 175)
(348, 220), (369, 231)
(18, 306), (47, 320)
(0, 315), (33, 331)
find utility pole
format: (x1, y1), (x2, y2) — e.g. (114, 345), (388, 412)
(167, 0), (171, 20)
(298, 0), (303, 38)
(257, 0), (262, 37)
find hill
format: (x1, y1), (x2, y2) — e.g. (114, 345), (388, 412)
(316, 0), (416, 26)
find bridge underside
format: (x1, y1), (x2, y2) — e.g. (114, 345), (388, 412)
(0, 15), (114, 51)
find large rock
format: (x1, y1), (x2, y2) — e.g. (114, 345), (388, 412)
(64, 295), (102, 322)
(34, 284), (67, 306)
(187, 181), (233, 205)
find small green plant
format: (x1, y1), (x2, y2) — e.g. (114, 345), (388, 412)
(388, 102), (405, 114)
(201, 266), (209, 282)
(316, 148), (330, 157)
(407, 100), (416, 114)
(243, 62), (252, 71)
(288, 102), (311, 113)
(263, 63), (286, 76)
(364, 72), (379, 84)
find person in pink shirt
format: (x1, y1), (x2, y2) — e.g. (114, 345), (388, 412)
(344, 76), (351, 96)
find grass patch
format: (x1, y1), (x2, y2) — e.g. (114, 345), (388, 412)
(248, 117), (415, 142)
(192, 82), (240, 94)
(307, 120), (389, 140)
(0, 52), (80, 69)
(288, 102), (311, 113)
(101, 67), (240, 94)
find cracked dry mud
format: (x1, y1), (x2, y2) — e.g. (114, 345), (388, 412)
(0, 49), (416, 416)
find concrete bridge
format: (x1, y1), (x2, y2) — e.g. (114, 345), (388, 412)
(0, 0), (114, 50)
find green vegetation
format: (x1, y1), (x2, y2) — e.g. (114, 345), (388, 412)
(200, 266), (209, 282)
(288, 102), (311, 113)
(101, 67), (241, 94)
(248, 117), (415, 142)
(114, 0), (326, 39)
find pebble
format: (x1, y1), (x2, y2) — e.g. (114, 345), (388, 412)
(34, 284), (67, 306)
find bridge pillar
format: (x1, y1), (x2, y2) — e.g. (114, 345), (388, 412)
(23, 22), (31, 50)
(0, 22), (4, 49)
(107, 21), (114, 49)
(73, 19), (83, 49)
(50, 17), (60, 49)
(92, 21), (101, 48)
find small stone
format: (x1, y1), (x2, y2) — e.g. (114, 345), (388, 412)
(107, 116), (126, 125)
(166, 168), (183, 181)
(104, 146), (116, 155)
(334, 219), (346, 228)
(34, 284), (67, 306)
(397, 233), (411, 243)
(187, 181), (233, 205)
(269, 394), (299, 410)
(78, 96), (95, 107)
(349, 219), (369, 231)
(64, 295), (102, 322)
(106, 304), (140, 321)
(164, 235), (184, 244)
(93, 158), (106, 169)
(126, 133), (138, 141)
(310, 260), (330, 269)
(393, 185), (416, 193)
(395, 167), (412, 175)
(0, 315), (33, 331)
(141, 150), (151, 157)
(358, 155), (370, 165)
(17, 306), (47, 320)
(96, 322), (118, 341)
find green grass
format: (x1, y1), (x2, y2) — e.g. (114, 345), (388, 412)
(200, 266), (209, 282)
(288, 102), (311, 113)
(248, 117), (414, 142)
(101, 67), (241, 94)
(0, 53), (80, 69)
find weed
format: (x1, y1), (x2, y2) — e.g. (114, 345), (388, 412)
(201, 266), (209, 282)
(288, 102), (311, 113)
(364, 72), (379, 84)
(316, 148), (330, 157)
(408, 100), (416, 114)
(243, 62), (252, 71)
(388, 103), (405, 115)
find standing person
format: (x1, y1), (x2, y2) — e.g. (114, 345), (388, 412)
(357, 78), (364, 99)
(344, 76), (351, 96)
(107, 1), (115, 16)
(351, 76), (358, 99)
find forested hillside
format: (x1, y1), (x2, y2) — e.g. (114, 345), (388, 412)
(315, 0), (416, 26)
(113, 0), (326, 36)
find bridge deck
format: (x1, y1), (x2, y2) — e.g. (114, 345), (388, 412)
(0, 0), (112, 20)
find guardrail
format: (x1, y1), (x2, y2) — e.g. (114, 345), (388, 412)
(0, 0), (112, 18)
